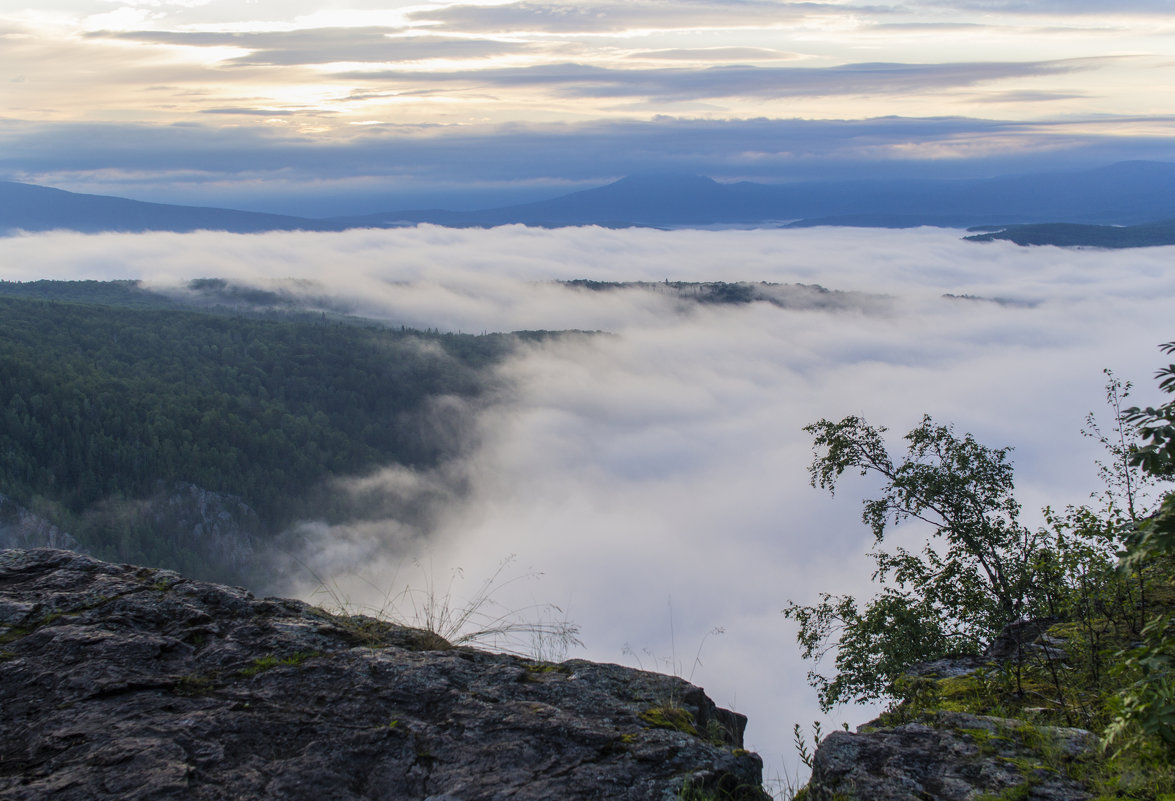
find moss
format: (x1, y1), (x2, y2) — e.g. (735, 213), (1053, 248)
(957, 725), (1002, 752)
(174, 673), (216, 696)
(239, 650), (319, 677)
(640, 705), (699, 737)
(0, 625), (29, 645)
(521, 663), (572, 682)
(0, 609), (73, 644)
(240, 655), (281, 676)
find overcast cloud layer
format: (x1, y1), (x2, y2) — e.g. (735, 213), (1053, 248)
(1, 225), (1171, 786)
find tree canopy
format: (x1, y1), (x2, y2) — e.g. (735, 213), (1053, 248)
(0, 289), (525, 576)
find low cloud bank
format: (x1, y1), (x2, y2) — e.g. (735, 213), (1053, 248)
(3, 225), (1173, 781)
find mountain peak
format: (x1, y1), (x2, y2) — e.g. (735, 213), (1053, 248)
(609, 173), (723, 191)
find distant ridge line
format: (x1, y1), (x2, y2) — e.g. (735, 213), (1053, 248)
(5, 161), (1175, 243)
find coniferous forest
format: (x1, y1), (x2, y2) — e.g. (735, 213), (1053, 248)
(0, 281), (527, 581)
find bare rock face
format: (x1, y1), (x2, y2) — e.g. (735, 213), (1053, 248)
(805, 711), (1098, 801)
(0, 549), (766, 801)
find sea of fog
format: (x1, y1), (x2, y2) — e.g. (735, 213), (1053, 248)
(3, 225), (1173, 789)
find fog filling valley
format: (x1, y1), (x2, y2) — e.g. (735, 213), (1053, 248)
(4, 225), (1173, 782)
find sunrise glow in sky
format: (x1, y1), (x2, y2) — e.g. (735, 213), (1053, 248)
(3, 1), (1175, 213)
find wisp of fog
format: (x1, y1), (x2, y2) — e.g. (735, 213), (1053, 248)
(3, 224), (1172, 783)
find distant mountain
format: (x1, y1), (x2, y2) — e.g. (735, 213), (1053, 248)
(340, 161), (1175, 230)
(0, 181), (344, 234)
(965, 218), (1175, 248)
(333, 174), (747, 227)
(7, 161), (1175, 236)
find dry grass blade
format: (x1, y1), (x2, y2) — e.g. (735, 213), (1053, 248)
(307, 553), (582, 659)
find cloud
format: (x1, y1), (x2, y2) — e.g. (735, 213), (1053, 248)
(343, 59), (1095, 102)
(95, 28), (533, 66)
(969, 90), (1089, 103)
(2, 224), (1173, 776)
(407, 0), (862, 35)
(916, 0), (1175, 12)
(627, 47), (804, 62)
(201, 107), (303, 116)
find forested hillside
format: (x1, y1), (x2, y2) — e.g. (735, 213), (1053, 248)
(0, 283), (522, 582)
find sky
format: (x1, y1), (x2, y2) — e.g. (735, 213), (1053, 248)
(1, 225), (1172, 788)
(3, 1), (1175, 213)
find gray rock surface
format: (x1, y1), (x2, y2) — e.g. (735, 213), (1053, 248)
(805, 711), (1097, 801)
(0, 548), (766, 800)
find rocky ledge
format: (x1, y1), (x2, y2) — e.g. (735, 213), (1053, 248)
(0, 549), (766, 801)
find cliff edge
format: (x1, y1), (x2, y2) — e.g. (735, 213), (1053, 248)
(0, 548), (766, 800)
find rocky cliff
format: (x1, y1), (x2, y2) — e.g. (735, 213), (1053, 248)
(0, 548), (767, 801)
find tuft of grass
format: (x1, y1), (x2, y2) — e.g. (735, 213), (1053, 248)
(306, 554), (583, 659)
(622, 598), (724, 684)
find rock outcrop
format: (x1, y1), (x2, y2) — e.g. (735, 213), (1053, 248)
(805, 711), (1098, 801)
(0, 548), (766, 800)
(802, 621), (1102, 801)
